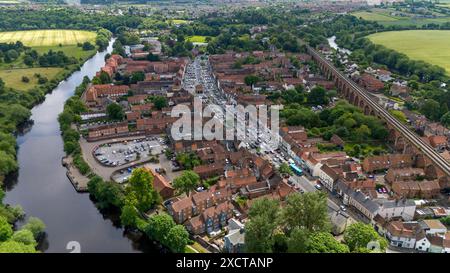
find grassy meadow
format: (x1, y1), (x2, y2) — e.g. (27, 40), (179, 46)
(0, 67), (63, 91)
(0, 29), (97, 91)
(367, 30), (450, 74)
(0, 29), (96, 46)
(187, 35), (208, 43)
(352, 9), (450, 26)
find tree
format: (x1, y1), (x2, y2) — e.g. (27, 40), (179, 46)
(441, 112), (450, 127)
(120, 205), (139, 227)
(125, 168), (160, 212)
(5, 49), (19, 62)
(106, 103), (124, 120)
(165, 225), (190, 253)
(287, 227), (309, 253)
(344, 222), (387, 252)
(82, 41), (95, 51)
(152, 96), (168, 110)
(0, 216), (13, 242)
(145, 213), (175, 241)
(307, 86), (329, 105)
(0, 188), (5, 203)
(282, 192), (330, 233)
(11, 229), (36, 246)
(244, 75), (260, 86)
(130, 71), (145, 84)
(421, 99), (441, 121)
(0, 150), (17, 178)
(23, 55), (34, 66)
(245, 198), (280, 253)
(176, 152), (201, 170)
(22, 217), (45, 240)
(245, 215), (277, 253)
(307, 232), (349, 253)
(278, 162), (293, 176)
(21, 76), (30, 83)
(0, 241), (37, 253)
(354, 124), (371, 142)
(172, 170), (200, 196)
(87, 176), (124, 209)
(99, 71), (111, 84)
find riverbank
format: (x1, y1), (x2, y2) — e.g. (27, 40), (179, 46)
(3, 38), (158, 252)
(0, 30), (111, 186)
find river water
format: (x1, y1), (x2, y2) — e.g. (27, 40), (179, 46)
(3, 39), (155, 253)
(327, 36), (352, 55)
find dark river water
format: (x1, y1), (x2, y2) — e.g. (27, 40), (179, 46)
(3, 39), (157, 253)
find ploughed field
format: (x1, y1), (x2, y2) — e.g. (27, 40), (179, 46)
(0, 29), (96, 46)
(367, 30), (450, 74)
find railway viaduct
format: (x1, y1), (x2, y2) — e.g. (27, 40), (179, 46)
(306, 45), (449, 186)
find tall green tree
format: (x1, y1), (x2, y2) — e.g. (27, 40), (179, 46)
(120, 205), (139, 227)
(166, 225), (190, 253)
(307, 232), (349, 253)
(106, 103), (124, 120)
(0, 216), (13, 242)
(22, 217), (45, 240)
(11, 229), (36, 246)
(245, 198), (280, 253)
(307, 86), (329, 105)
(125, 168), (160, 212)
(282, 192), (330, 233)
(172, 170), (200, 196)
(145, 213), (175, 241)
(0, 241), (37, 253)
(287, 227), (309, 253)
(344, 222), (387, 252)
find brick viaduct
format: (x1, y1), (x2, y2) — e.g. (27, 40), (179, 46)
(307, 45), (449, 186)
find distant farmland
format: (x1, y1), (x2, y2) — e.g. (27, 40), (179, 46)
(367, 30), (450, 74)
(0, 29), (96, 47)
(352, 9), (450, 26)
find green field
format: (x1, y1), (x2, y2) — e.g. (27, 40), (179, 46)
(187, 35), (208, 43)
(368, 30), (450, 74)
(0, 29), (97, 91)
(168, 19), (190, 25)
(34, 45), (96, 61)
(0, 67), (64, 91)
(352, 11), (399, 22)
(352, 9), (450, 26)
(0, 29), (96, 47)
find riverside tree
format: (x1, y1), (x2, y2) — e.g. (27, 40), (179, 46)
(172, 170), (200, 197)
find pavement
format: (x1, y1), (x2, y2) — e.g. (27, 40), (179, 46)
(80, 135), (167, 181)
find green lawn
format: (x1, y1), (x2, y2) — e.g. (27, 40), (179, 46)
(0, 29), (96, 47)
(368, 30), (450, 74)
(187, 35), (208, 43)
(34, 45), (96, 61)
(352, 11), (399, 22)
(169, 19), (190, 25)
(0, 67), (64, 91)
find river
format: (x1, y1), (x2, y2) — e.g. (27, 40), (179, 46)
(327, 36), (352, 55)
(3, 39), (156, 253)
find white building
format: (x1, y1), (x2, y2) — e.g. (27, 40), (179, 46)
(376, 199), (416, 221)
(385, 221), (417, 249)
